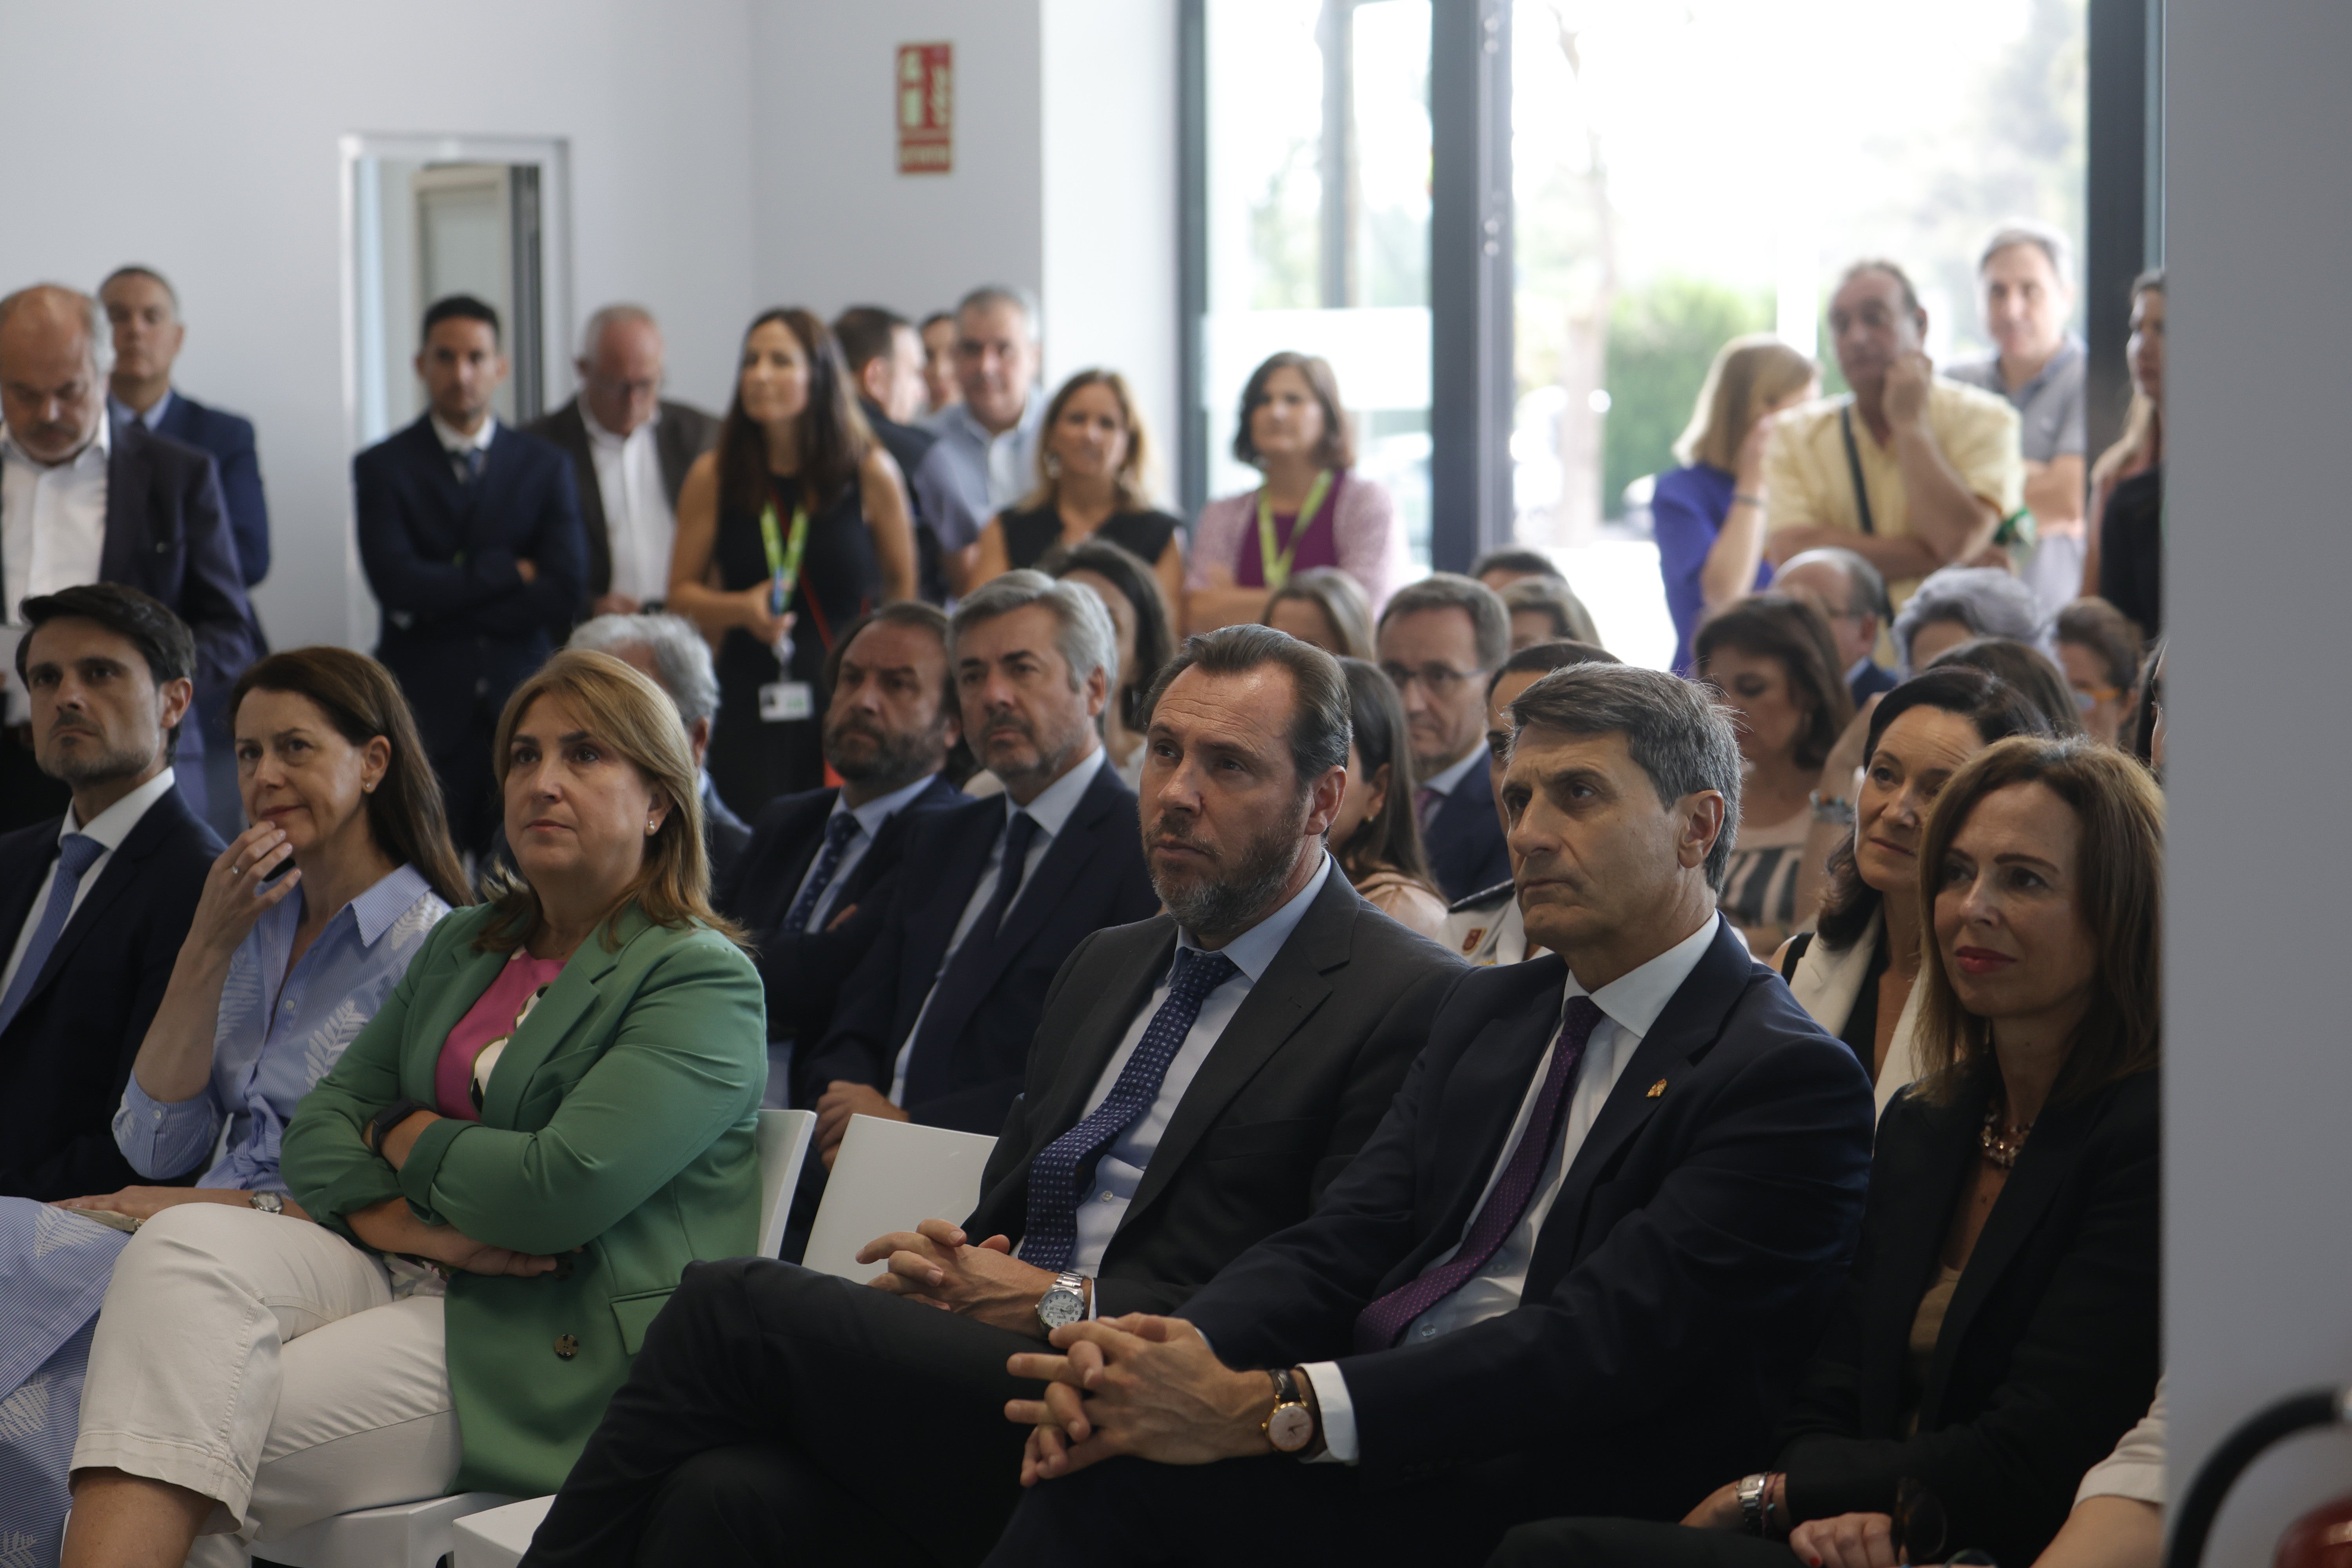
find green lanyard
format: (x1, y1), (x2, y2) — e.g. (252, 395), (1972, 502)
(758, 499), (811, 617)
(1256, 469), (1332, 592)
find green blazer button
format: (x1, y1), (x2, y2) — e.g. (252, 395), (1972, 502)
(554, 1334), (580, 1360)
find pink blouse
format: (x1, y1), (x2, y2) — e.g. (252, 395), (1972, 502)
(433, 950), (569, 1120)
(1185, 469), (1400, 614)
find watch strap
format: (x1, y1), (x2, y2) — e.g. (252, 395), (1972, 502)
(367, 1098), (433, 1155)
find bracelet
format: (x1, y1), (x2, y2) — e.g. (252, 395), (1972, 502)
(1731, 491), (1766, 509)
(1808, 790), (1856, 826)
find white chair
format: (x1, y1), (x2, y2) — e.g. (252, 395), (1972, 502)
(801, 1113), (1000, 1283)
(449, 1493), (556, 1568)
(263, 1109), (817, 1568)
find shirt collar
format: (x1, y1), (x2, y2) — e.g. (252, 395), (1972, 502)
(430, 412), (497, 454)
(3, 408), (112, 470)
(2004, 334), (2086, 399)
(67, 766), (176, 846)
(580, 398), (655, 449)
(1009, 744), (1106, 839)
(346, 863), (436, 947)
(1421, 743), (1486, 799)
(831, 769), (945, 838)
(1176, 851), (1334, 984)
(1565, 911), (1721, 1041)
(109, 387), (172, 431)
(949, 389), (1042, 448)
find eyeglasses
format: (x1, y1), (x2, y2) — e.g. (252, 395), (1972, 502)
(1380, 663), (1485, 697)
(2071, 684), (2123, 711)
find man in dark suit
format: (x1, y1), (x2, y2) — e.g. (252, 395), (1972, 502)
(716, 601), (965, 1094)
(981, 662), (1876, 1566)
(0, 585), (220, 1199)
(835, 304), (955, 604)
(0, 284), (256, 833)
(800, 571), (1160, 1153)
(519, 624), (1465, 1567)
(1378, 572), (1513, 901)
(1777, 547), (1899, 706)
(524, 305), (718, 621)
(356, 294), (587, 853)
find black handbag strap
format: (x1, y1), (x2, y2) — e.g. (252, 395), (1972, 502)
(1839, 403), (1877, 536)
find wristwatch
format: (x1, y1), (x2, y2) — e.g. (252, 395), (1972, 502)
(366, 1098), (432, 1156)
(1036, 1270), (1089, 1334)
(1738, 1472), (1775, 1536)
(1263, 1366), (1316, 1455)
(247, 1191), (285, 1216)
(1808, 790), (1856, 827)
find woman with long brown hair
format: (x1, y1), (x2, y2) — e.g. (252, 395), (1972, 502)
(975, 369), (1186, 610)
(1329, 658), (1448, 939)
(670, 308), (918, 811)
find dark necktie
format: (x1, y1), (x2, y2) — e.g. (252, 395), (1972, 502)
(462, 446), (485, 486)
(1352, 995), (1607, 1353)
(898, 810), (1040, 1106)
(1022, 946), (1241, 1272)
(0, 834), (105, 1038)
(785, 812), (862, 933)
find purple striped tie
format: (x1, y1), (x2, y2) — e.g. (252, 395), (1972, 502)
(1353, 996), (1607, 1354)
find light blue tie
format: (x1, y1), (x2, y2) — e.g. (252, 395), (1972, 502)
(0, 834), (105, 1037)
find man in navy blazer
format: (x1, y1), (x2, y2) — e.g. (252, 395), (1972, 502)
(982, 662), (1875, 1566)
(355, 295), (587, 851)
(802, 572), (1158, 1155)
(1378, 573), (1513, 901)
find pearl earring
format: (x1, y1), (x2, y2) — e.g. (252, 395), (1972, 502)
(646, 818), (659, 835)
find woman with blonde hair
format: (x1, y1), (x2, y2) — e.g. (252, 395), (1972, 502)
(1262, 564), (1376, 659)
(63, 650), (767, 1565)
(1653, 334), (1820, 673)
(973, 369), (1186, 610)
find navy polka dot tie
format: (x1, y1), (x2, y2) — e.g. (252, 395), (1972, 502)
(784, 813), (861, 933)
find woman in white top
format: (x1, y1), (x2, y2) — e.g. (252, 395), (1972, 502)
(1775, 666), (2051, 1114)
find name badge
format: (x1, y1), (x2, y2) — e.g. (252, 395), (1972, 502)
(759, 681), (814, 723)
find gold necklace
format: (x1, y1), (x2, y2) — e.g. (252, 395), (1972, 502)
(1979, 1099), (2034, 1169)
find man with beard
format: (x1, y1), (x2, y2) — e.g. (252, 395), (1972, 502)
(520, 623), (1463, 1568)
(797, 571), (1158, 1154)
(715, 602), (965, 1103)
(0, 584), (220, 1198)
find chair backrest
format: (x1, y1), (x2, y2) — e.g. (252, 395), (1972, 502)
(802, 1113), (1000, 1282)
(755, 1108), (818, 1258)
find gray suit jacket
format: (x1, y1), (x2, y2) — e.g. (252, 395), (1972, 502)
(526, 397), (720, 605)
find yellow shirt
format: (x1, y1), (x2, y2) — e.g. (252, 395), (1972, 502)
(1764, 379), (2024, 604)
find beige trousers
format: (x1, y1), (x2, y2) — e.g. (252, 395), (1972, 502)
(70, 1203), (461, 1553)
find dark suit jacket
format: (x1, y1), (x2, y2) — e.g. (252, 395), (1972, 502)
(153, 391), (269, 586)
(858, 396), (947, 604)
(1775, 1067), (2160, 1567)
(1424, 757), (1511, 904)
(525, 398), (718, 605)
(1849, 660), (1899, 705)
(0, 785), (221, 1199)
(354, 415), (588, 728)
(802, 760), (1159, 1134)
(1178, 921), (1875, 1513)
(717, 773), (963, 1054)
(968, 871), (1463, 1318)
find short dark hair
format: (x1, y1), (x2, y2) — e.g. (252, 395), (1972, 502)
(2054, 597), (2144, 694)
(422, 294), (501, 347)
(15, 584), (196, 760)
(1141, 624), (1351, 794)
(1486, 638), (1620, 701)
(1693, 593), (1856, 771)
(918, 309), (955, 334)
(1231, 352), (1354, 470)
(1925, 637), (2085, 739)
(1470, 548), (1561, 584)
(1505, 663), (1745, 890)
(100, 265), (178, 311)
(822, 600), (956, 721)
(1378, 573), (1510, 672)
(832, 305), (912, 376)
(1838, 258), (1924, 319)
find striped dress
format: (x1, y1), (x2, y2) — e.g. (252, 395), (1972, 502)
(1717, 806), (1812, 936)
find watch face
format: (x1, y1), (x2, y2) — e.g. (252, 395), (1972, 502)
(1038, 1287), (1086, 1329)
(1267, 1402), (1314, 1454)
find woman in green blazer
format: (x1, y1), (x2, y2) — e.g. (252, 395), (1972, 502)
(65, 650), (766, 1565)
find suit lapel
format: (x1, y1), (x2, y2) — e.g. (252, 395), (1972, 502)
(407, 417), (471, 526)
(906, 800), (1005, 980)
(961, 767), (1122, 998)
(1860, 1079), (1984, 1431)
(476, 906), (653, 1127)
(23, 788), (187, 1005)
(98, 419), (155, 584)
(1030, 920), (1178, 1149)
(0, 829), (56, 959)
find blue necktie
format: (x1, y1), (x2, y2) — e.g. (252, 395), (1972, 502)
(1022, 947), (1241, 1272)
(786, 812), (862, 933)
(0, 834), (105, 1038)
(462, 446), (485, 486)
(899, 810), (1040, 1107)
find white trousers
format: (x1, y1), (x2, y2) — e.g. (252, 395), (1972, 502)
(71, 1204), (460, 1552)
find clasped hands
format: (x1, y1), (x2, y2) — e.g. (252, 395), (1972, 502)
(856, 1217), (1073, 1336)
(1002, 1315), (1289, 1488)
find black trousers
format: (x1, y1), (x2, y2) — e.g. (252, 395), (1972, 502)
(1485, 1518), (1802, 1568)
(520, 1258), (1037, 1568)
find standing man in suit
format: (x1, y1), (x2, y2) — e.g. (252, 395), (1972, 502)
(519, 624), (1465, 1568)
(355, 294), (587, 854)
(1378, 572), (1512, 902)
(0, 284), (255, 833)
(983, 662), (1875, 1565)
(717, 601), (964, 1100)
(835, 305), (956, 604)
(800, 570), (1159, 1148)
(0, 584), (220, 1198)
(525, 305), (718, 620)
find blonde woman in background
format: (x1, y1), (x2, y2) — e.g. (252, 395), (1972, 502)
(1262, 566), (1376, 659)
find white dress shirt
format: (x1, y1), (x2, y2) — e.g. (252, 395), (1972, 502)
(890, 745), (1107, 1099)
(1302, 911), (1724, 1464)
(791, 772), (943, 933)
(1, 416), (113, 723)
(581, 403), (674, 605)
(0, 768), (178, 1003)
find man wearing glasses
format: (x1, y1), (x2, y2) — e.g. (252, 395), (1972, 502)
(1771, 546), (1898, 706)
(1376, 573), (1511, 902)
(529, 305), (719, 620)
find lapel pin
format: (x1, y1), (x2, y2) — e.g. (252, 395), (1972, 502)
(1646, 1079), (1667, 1099)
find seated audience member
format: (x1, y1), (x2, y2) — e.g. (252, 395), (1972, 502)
(560, 612), (751, 878)
(980, 663), (1875, 1564)
(1926, 635), (2086, 738)
(1468, 547), (1563, 594)
(2131, 641), (2165, 772)
(1501, 576), (1603, 652)
(1047, 537), (1178, 792)
(355, 294), (588, 852)
(1694, 594), (1855, 955)
(1263, 564), (1376, 659)
(1378, 573), (1514, 902)
(2032, 1382), (2165, 1568)
(1329, 658), (1450, 940)
(717, 602), (964, 1095)
(835, 303), (956, 603)
(978, 370), (1187, 611)
(62, 650), (767, 1561)
(2053, 598), (2143, 749)
(0, 285), (257, 833)
(920, 308), (962, 417)
(1775, 546), (1899, 704)
(1650, 334), (1820, 673)
(1188, 352), (1398, 630)
(799, 572), (1158, 1147)
(1763, 260), (2025, 604)
(1894, 562), (2047, 674)
(0, 647), (461, 1561)
(920, 287), (1048, 596)
(520, 625), (1465, 1568)
(1445, 640), (1621, 967)
(1775, 668), (2050, 1114)
(0, 586), (221, 1199)
(526, 305), (719, 619)
(1491, 736), (2161, 1568)
(2083, 270), (2165, 636)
